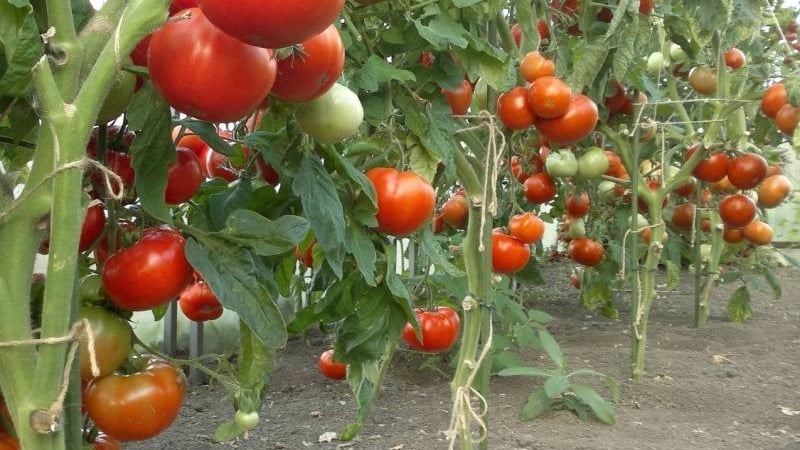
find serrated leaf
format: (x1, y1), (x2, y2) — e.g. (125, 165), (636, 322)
(184, 237), (288, 349)
(414, 14), (468, 51)
(568, 41), (609, 92)
(215, 210), (309, 256)
(492, 350), (525, 372)
(520, 389), (552, 421)
(408, 141), (438, 184)
(605, 0), (634, 39)
(126, 83), (173, 223)
(0, 14), (40, 97)
(179, 118), (233, 156)
(292, 154), (346, 277)
(208, 179), (254, 230)
(498, 366), (553, 378)
(352, 55), (416, 93)
(419, 227), (464, 277)
(512, 0), (537, 52)
(727, 285), (751, 322)
(318, 143), (376, 206)
(571, 384), (616, 424)
(538, 330), (564, 369)
(345, 225), (377, 286)
(611, 16), (647, 81)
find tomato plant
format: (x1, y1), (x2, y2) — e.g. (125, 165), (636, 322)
(318, 350), (347, 380)
(85, 358), (185, 441)
(366, 167), (435, 237)
(401, 307), (460, 353)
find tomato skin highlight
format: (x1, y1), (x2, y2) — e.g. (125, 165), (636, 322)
(102, 228), (193, 311)
(402, 307), (461, 352)
(319, 349), (347, 380)
(148, 8), (277, 123)
(271, 24), (345, 102)
(85, 358), (185, 441)
(366, 168), (435, 237)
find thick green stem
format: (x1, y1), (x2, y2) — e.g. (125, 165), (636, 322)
(695, 212), (724, 327)
(631, 213), (664, 382)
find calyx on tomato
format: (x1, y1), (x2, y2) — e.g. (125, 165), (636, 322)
(366, 167), (435, 237)
(401, 306), (461, 352)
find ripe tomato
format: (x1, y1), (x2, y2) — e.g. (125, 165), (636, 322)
(270, 24), (344, 102)
(318, 349), (347, 380)
(80, 306), (133, 380)
(199, 0), (344, 49)
(527, 76), (572, 119)
(551, 0), (579, 14)
(402, 307), (460, 352)
(198, 147), (238, 182)
(93, 221), (136, 267)
(688, 66), (717, 95)
(568, 237), (604, 267)
(604, 150), (625, 177)
(534, 94), (598, 145)
(443, 79), (473, 116)
(775, 103), (800, 135)
(102, 228), (193, 311)
(366, 168), (435, 237)
(757, 174), (792, 208)
(638, 0), (654, 14)
(727, 153), (768, 190)
(523, 172), (557, 204)
(77, 203), (106, 252)
(0, 433), (19, 450)
(520, 51), (555, 83)
(673, 176), (697, 197)
(148, 8), (277, 123)
(565, 192), (590, 218)
(724, 48), (746, 69)
(440, 192), (469, 229)
(761, 83), (788, 118)
(295, 240), (315, 268)
(497, 87), (536, 130)
(686, 145), (729, 183)
(164, 147), (203, 204)
(508, 212), (545, 244)
(179, 280), (223, 322)
(85, 358), (185, 441)
(491, 231), (531, 274)
(604, 81), (628, 115)
(742, 220), (773, 246)
(671, 203), (696, 231)
(718, 194), (756, 228)
(723, 226), (744, 244)
(294, 83), (364, 143)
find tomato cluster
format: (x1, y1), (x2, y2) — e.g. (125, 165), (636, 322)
(761, 83), (799, 136)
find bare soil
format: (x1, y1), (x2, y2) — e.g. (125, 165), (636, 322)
(129, 266), (800, 450)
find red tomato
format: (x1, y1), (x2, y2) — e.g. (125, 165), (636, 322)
(77, 203), (106, 252)
(724, 48), (746, 69)
(551, 0), (579, 14)
(510, 155), (531, 183)
(742, 220), (773, 246)
(179, 280), (223, 322)
(199, 0), (345, 49)
(604, 150), (625, 177)
(723, 226), (744, 244)
(401, 307), (460, 352)
(757, 174), (792, 208)
(520, 51), (555, 83)
(491, 231), (531, 274)
(638, 0), (654, 14)
(534, 94), (598, 145)
(85, 358), (185, 441)
(497, 87), (536, 130)
(102, 228), (193, 311)
(565, 192), (590, 218)
(761, 83), (788, 118)
(527, 76), (572, 119)
(508, 212), (545, 244)
(295, 240), (315, 268)
(568, 237), (604, 267)
(510, 20), (550, 47)
(174, 129), (208, 157)
(199, 147), (238, 182)
(440, 192), (469, 229)
(79, 306), (133, 380)
(718, 194), (757, 228)
(443, 79), (474, 116)
(366, 168), (435, 237)
(0, 434), (19, 450)
(318, 349), (347, 380)
(686, 144), (729, 183)
(169, 0), (197, 15)
(727, 153), (768, 190)
(148, 8), (277, 123)
(165, 147), (203, 204)
(130, 34), (151, 67)
(523, 172), (557, 204)
(671, 203), (696, 231)
(604, 81), (628, 115)
(270, 24), (345, 102)
(673, 176), (697, 197)
(775, 103), (800, 135)
(93, 221), (136, 267)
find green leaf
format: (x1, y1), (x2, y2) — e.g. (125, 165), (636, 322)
(212, 420), (243, 443)
(340, 341), (397, 441)
(126, 84), (173, 223)
(345, 225), (377, 286)
(544, 375), (569, 399)
(0, 13), (41, 97)
(292, 154), (346, 277)
(611, 16), (647, 82)
(492, 350), (525, 373)
(419, 227), (464, 278)
(184, 237), (288, 349)
(512, 0), (538, 52)
(563, 394), (590, 421)
(453, 0), (481, 7)
(215, 210), (309, 257)
(318, 143), (376, 206)
(408, 141), (438, 184)
(352, 55), (416, 93)
(498, 366), (553, 378)
(570, 384), (616, 424)
(520, 389), (552, 421)
(335, 285), (406, 364)
(179, 118), (233, 156)
(208, 179), (253, 230)
(150, 303), (169, 321)
(568, 41), (610, 92)
(538, 330), (564, 369)
(761, 267), (782, 299)
(414, 14), (468, 51)
(727, 285), (752, 323)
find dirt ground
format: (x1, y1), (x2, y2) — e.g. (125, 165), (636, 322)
(128, 265), (800, 450)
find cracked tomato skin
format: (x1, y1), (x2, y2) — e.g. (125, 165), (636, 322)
(271, 24), (344, 102)
(148, 8), (276, 123)
(199, 0), (345, 49)
(102, 228), (193, 311)
(366, 167), (435, 237)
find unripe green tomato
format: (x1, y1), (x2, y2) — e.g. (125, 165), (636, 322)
(472, 78), (489, 112)
(97, 63), (136, 124)
(646, 52), (667, 76)
(598, 180), (617, 203)
(568, 218), (586, 238)
(669, 43), (688, 63)
(235, 410), (260, 431)
(295, 83), (364, 144)
(545, 149), (579, 177)
(628, 213), (649, 230)
(79, 274), (106, 303)
(577, 147), (610, 179)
